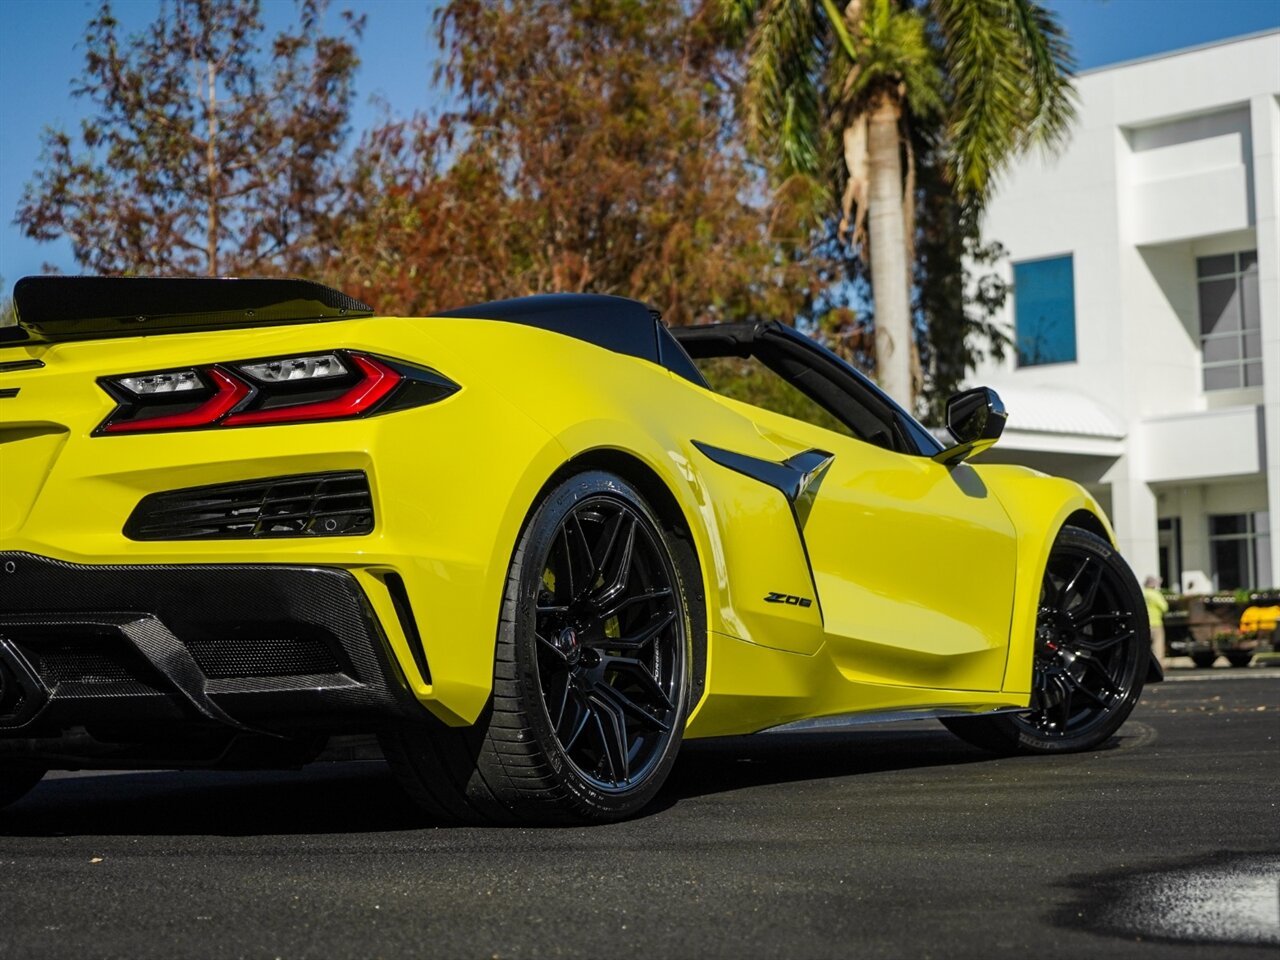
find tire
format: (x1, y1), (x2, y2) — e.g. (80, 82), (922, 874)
(943, 525), (1148, 755)
(0, 768), (44, 810)
(1225, 652), (1254, 668)
(381, 470), (694, 824)
(1191, 651), (1219, 669)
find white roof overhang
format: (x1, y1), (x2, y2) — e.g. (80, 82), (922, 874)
(985, 384), (1127, 457)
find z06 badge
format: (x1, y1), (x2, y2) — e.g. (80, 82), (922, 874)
(764, 591), (812, 608)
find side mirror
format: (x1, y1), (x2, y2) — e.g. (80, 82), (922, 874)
(933, 387), (1007, 467)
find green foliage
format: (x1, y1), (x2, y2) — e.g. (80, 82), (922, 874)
(698, 356), (855, 435)
(913, 136), (1010, 422)
(934, 0), (1077, 200)
(721, 0), (1076, 414)
(846, 0), (943, 121)
(728, 0), (826, 180)
(727, 0), (1076, 206)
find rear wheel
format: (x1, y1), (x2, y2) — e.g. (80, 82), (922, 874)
(944, 526), (1147, 754)
(382, 470), (693, 823)
(0, 768), (44, 810)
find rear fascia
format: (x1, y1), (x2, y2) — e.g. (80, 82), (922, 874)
(0, 317), (573, 727)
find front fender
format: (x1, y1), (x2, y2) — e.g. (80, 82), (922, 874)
(975, 464), (1115, 695)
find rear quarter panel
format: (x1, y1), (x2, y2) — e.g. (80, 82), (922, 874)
(411, 321), (830, 700)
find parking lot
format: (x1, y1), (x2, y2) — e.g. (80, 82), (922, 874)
(1, 667), (1276, 959)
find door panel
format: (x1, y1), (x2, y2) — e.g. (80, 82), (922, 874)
(750, 412), (1018, 692)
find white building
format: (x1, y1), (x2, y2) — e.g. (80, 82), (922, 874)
(971, 30), (1279, 594)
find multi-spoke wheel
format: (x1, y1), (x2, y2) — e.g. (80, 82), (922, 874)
(381, 470), (693, 823)
(943, 525), (1149, 754)
(532, 491), (685, 792)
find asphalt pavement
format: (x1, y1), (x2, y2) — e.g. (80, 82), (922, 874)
(1, 666), (1276, 959)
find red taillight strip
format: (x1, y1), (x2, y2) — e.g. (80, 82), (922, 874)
(103, 367), (251, 433)
(221, 353), (401, 426)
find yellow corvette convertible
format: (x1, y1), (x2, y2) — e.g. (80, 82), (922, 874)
(0, 277), (1159, 822)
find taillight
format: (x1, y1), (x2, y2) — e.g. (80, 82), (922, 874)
(95, 351), (457, 435)
(224, 354), (401, 426)
(103, 368), (250, 434)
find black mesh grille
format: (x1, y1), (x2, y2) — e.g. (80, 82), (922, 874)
(35, 644), (134, 684)
(125, 471), (373, 540)
(186, 634), (343, 679)
(19, 633), (168, 698)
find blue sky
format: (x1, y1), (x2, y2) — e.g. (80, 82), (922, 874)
(2, 0), (1278, 286)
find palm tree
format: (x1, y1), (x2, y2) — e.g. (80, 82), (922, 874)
(721, 0), (1075, 408)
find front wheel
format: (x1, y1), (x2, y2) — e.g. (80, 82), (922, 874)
(944, 525), (1148, 754)
(382, 470), (693, 823)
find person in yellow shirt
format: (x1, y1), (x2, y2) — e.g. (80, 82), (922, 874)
(1143, 575), (1170, 668)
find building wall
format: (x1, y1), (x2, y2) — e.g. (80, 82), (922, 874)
(971, 31), (1280, 591)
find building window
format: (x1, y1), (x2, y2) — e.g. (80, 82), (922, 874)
(1013, 255), (1076, 366)
(1198, 250), (1261, 391)
(1209, 512), (1272, 590)
(1158, 517), (1182, 593)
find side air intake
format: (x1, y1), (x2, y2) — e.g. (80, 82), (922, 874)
(125, 471), (373, 540)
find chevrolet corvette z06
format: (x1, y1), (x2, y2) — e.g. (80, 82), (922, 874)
(0, 276), (1160, 822)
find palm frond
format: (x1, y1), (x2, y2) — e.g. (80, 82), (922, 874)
(735, 0), (827, 178)
(933, 0), (1076, 202)
(717, 0), (766, 44)
(818, 0), (857, 58)
(845, 0), (944, 118)
(1006, 0), (1077, 149)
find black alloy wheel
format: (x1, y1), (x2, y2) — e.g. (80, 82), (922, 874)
(944, 525), (1148, 754)
(381, 470), (693, 824)
(532, 492), (685, 791)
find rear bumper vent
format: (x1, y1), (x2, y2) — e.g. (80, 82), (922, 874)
(125, 471), (374, 540)
(186, 634), (343, 679)
(21, 629), (167, 698)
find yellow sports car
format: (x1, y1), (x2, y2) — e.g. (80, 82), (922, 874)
(0, 277), (1160, 822)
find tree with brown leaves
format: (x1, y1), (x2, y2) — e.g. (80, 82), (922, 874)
(329, 0), (821, 325)
(17, 0), (363, 277)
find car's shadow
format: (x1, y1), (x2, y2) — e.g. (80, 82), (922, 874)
(666, 727), (995, 801)
(1, 762), (425, 837)
(0, 725), (1117, 837)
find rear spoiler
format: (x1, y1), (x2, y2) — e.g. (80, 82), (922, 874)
(2, 276), (374, 345)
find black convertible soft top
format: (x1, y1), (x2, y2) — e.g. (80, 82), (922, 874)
(2, 277), (706, 383)
(437, 293), (705, 384)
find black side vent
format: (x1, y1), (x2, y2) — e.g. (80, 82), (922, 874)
(125, 471), (374, 540)
(383, 572), (431, 685)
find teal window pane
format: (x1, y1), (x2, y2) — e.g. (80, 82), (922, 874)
(1014, 255), (1077, 366)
